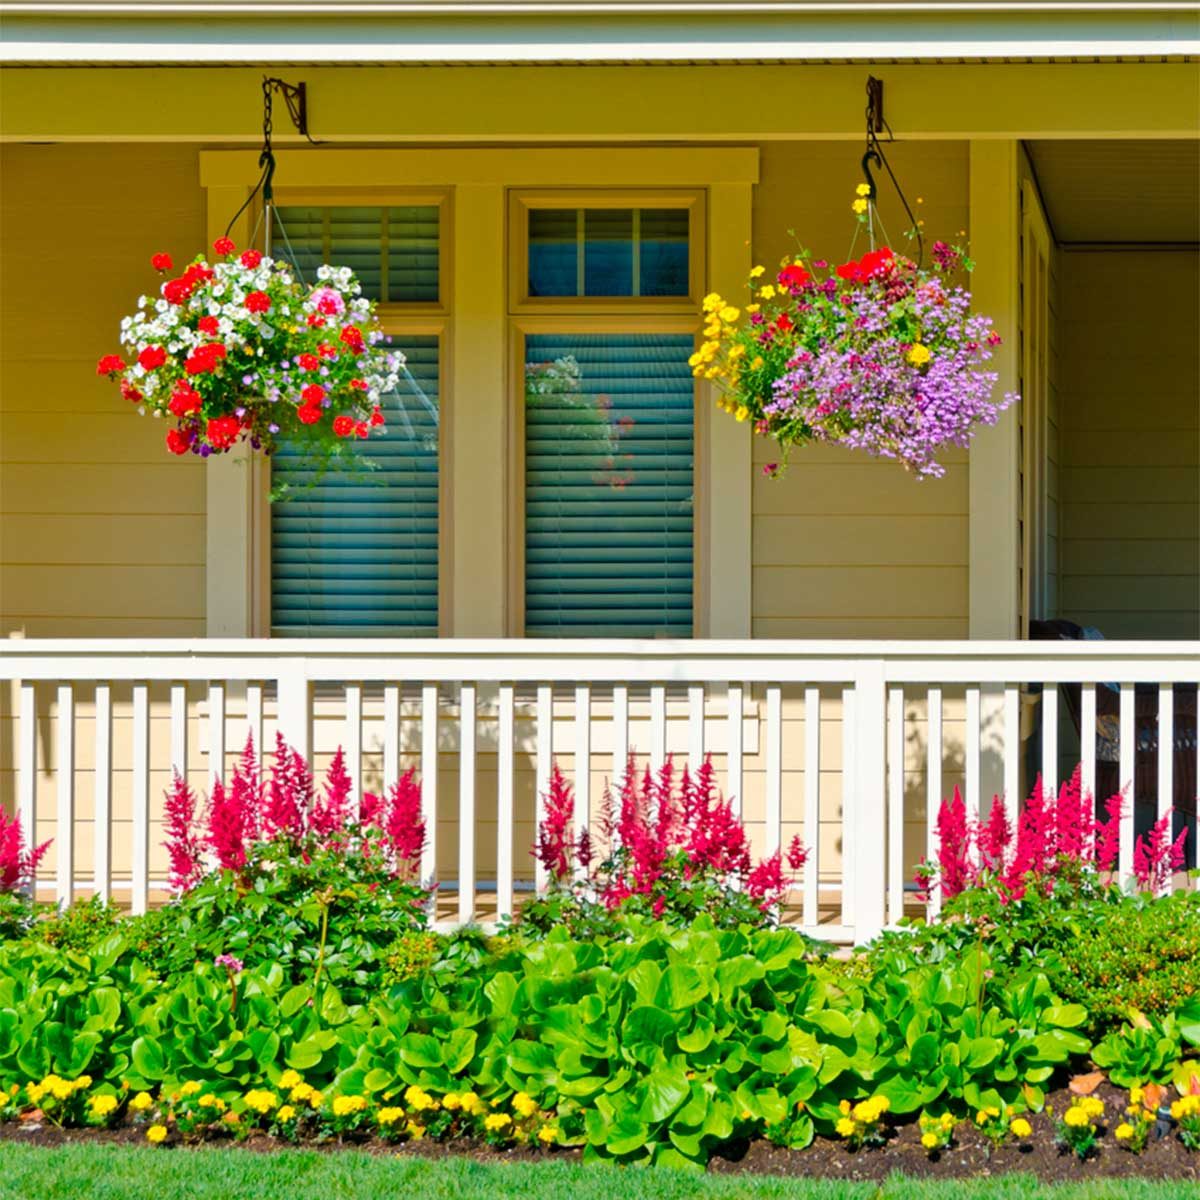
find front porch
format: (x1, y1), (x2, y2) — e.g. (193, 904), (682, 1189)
(3, 638), (1196, 943)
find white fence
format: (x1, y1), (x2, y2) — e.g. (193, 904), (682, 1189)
(2, 639), (1197, 943)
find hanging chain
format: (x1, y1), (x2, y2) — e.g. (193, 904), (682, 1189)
(859, 77), (924, 268)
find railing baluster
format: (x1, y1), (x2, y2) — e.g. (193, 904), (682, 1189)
(131, 682), (150, 915)
(687, 685), (705, 773)
(650, 685), (666, 773)
(18, 683), (36, 896)
(245, 682), (263, 758)
(1081, 682), (1097, 804)
(208, 683), (225, 785)
(384, 683), (401, 790)
(421, 684), (439, 885)
(1003, 684), (1019, 843)
(765, 685), (782, 858)
(93, 684), (112, 903)
(841, 684), (856, 930)
(727, 684), (743, 818)
(1119, 682), (1135, 882)
(170, 683), (188, 780)
(535, 685), (552, 893)
(458, 683), (476, 925)
(852, 661), (887, 943)
(612, 684), (629, 792)
(886, 685), (904, 927)
(1042, 682), (1058, 795)
(926, 687), (943, 919)
(965, 685), (981, 833)
(1158, 682), (1174, 823)
(344, 683), (362, 819)
(574, 685), (591, 867)
(803, 686), (819, 930)
(55, 684), (74, 907)
(497, 683), (515, 921)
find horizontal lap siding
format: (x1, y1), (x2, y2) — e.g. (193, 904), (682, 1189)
(750, 142), (971, 639)
(1059, 250), (1200, 640)
(0, 144), (206, 639)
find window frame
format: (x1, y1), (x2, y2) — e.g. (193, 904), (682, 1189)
(509, 188), (706, 316)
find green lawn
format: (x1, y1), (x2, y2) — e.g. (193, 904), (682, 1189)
(0, 1144), (1193, 1200)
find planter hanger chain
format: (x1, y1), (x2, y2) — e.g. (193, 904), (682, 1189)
(859, 76), (923, 269)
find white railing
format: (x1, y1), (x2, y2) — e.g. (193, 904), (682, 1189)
(2, 639), (1197, 943)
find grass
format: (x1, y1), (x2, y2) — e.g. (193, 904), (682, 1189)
(0, 1144), (1193, 1200)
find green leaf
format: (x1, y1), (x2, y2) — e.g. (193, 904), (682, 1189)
(640, 1067), (690, 1123)
(1177, 997), (1200, 1048)
(657, 965), (707, 1011)
(807, 1010), (853, 1041)
(443, 1028), (477, 1074)
(280, 985), (311, 1018)
(607, 1114), (649, 1157)
(677, 1019), (714, 1054)
(398, 1033), (443, 1069)
(130, 1036), (165, 1081)
(1043, 1004), (1088, 1030)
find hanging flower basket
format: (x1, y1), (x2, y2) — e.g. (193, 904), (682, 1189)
(97, 237), (403, 469)
(694, 214), (1017, 479)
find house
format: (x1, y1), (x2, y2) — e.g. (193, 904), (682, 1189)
(1, 1), (1197, 941)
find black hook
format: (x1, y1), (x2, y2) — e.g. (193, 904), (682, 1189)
(861, 148), (881, 202)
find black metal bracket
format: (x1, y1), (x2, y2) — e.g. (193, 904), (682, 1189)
(264, 77), (310, 140)
(866, 76), (884, 138)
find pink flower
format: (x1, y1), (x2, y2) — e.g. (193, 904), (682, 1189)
(310, 287), (346, 316)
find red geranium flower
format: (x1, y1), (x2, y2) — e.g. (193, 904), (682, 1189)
(244, 291), (271, 314)
(300, 383), (325, 406)
(773, 314), (795, 334)
(120, 380), (143, 404)
(339, 326), (365, 353)
(356, 422), (369, 439)
(96, 354), (125, 377)
(168, 381), (202, 417)
(306, 314), (326, 328)
(778, 264), (810, 289)
(369, 407), (385, 427)
(205, 415), (241, 449)
(182, 263), (214, 288)
(296, 353), (320, 371)
(151, 253), (174, 272)
(184, 343), (226, 375)
(138, 345), (167, 371)
(240, 249), (263, 269)
(197, 315), (219, 335)
(163, 279), (193, 306)
(316, 343), (338, 360)
(332, 415), (355, 437)
(166, 428), (192, 455)
(296, 405), (322, 425)
(348, 378), (368, 391)
(213, 236), (236, 256)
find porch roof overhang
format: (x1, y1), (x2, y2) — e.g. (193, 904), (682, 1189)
(1, 0), (1198, 64)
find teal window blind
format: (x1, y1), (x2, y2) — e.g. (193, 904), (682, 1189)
(271, 206), (439, 303)
(271, 336), (439, 636)
(525, 333), (694, 637)
(528, 208), (689, 298)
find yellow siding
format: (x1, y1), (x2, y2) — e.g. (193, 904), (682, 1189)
(0, 144), (206, 638)
(1059, 250), (1200, 640)
(749, 142), (971, 638)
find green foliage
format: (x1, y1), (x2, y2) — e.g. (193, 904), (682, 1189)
(37, 896), (124, 956)
(0, 891), (37, 943)
(1092, 1013), (1185, 1088)
(382, 931), (444, 986)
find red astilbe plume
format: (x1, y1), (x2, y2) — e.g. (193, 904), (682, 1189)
(0, 808), (50, 894)
(978, 797), (1012, 874)
(682, 759), (751, 879)
(206, 778), (248, 872)
(746, 851), (787, 911)
(786, 833), (809, 872)
(1054, 765), (1091, 861)
(1133, 814), (1188, 894)
(310, 747), (352, 841)
(233, 733), (263, 842)
(379, 768), (425, 879)
(262, 732), (311, 842)
(934, 786), (975, 900)
(164, 771), (203, 891)
(1002, 774), (1054, 895)
(1094, 790), (1125, 873)
(534, 762), (576, 884)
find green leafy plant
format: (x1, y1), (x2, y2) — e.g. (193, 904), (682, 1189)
(1092, 1013), (1185, 1088)
(1052, 1094), (1105, 1160)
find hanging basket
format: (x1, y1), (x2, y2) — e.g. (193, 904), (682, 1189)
(97, 238), (403, 471)
(697, 193), (1018, 480)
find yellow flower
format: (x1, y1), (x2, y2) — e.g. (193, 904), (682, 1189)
(404, 1085), (436, 1113)
(460, 1092), (486, 1116)
(734, 406), (749, 422)
(278, 1070), (303, 1091)
(179, 1081), (202, 1098)
(145, 1124), (168, 1144)
(74, 1076), (92, 1091)
(89, 1094), (119, 1118)
(751, 356), (764, 370)
(1128, 1086), (1144, 1107)
(852, 199), (868, 215)
(749, 266), (765, 278)
(538, 1124), (558, 1145)
(129, 1092), (154, 1113)
(718, 306), (740, 323)
(378, 1106), (404, 1126)
(856, 183), (872, 197)
(1080, 1096), (1104, 1118)
(835, 1117), (857, 1138)
(1171, 1095), (1200, 1119)
(839, 1100), (852, 1116)
(758, 285), (776, 300)
(485, 1112), (513, 1132)
(198, 1095), (226, 1112)
(406, 1121), (426, 1140)
(921, 1131), (939, 1149)
(745, 304), (760, 314)
(288, 1082), (315, 1104)
(50, 1079), (74, 1102)
(513, 1092), (538, 1119)
(1063, 1106), (1089, 1128)
(729, 344), (746, 361)
(1010, 1118), (1032, 1138)
(242, 1089), (279, 1115)
(702, 293), (724, 313)
(687, 351), (702, 367)
(26, 1083), (45, 1106)
(277, 1105), (296, 1122)
(332, 1095), (367, 1117)
(907, 343), (931, 366)
(443, 1092), (462, 1111)
(1115, 1122), (1134, 1141)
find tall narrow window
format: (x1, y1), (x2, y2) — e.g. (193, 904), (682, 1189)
(524, 332), (695, 636)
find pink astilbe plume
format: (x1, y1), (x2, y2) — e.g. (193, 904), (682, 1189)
(310, 747), (352, 840)
(534, 762), (576, 883)
(681, 759), (751, 879)
(262, 732), (310, 842)
(206, 778), (248, 872)
(377, 767), (425, 879)
(0, 808), (50, 894)
(978, 797), (1012, 874)
(746, 851), (787, 909)
(1133, 814), (1188, 893)
(164, 771), (203, 891)
(935, 786), (974, 900)
(1095, 791), (1124, 873)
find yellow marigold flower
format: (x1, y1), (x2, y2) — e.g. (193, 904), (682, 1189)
(145, 1124), (168, 1144)
(1063, 1106), (1089, 1128)
(443, 1092), (462, 1111)
(758, 285), (776, 300)
(921, 1132), (939, 1149)
(199, 1095), (226, 1112)
(485, 1112), (513, 1132)
(26, 1083), (45, 1105)
(179, 1081), (202, 1098)
(90, 1094), (119, 1117)
(461, 1092), (486, 1115)
(74, 1076), (92, 1092)
(129, 1092), (154, 1113)
(332, 1095), (367, 1117)
(538, 1124), (558, 1145)
(835, 1117), (857, 1138)
(908, 343), (932, 366)
(242, 1089), (279, 1115)
(277, 1105), (296, 1122)
(288, 1082), (315, 1104)
(513, 1092), (538, 1119)
(856, 183), (872, 197)
(1129, 1086), (1144, 1107)
(1081, 1096), (1104, 1118)
(749, 266), (765, 278)
(1172, 1095), (1200, 1118)
(404, 1085), (435, 1113)
(839, 1100), (852, 1116)
(975, 1111), (990, 1126)
(940, 1114), (956, 1130)
(751, 356), (764, 370)
(406, 1121), (426, 1140)
(1010, 1118), (1032, 1138)
(378, 1106), (404, 1126)
(852, 199), (868, 215)
(702, 293), (724, 312)
(278, 1070), (303, 1091)
(1115, 1123), (1134, 1141)
(719, 306), (740, 323)
(733, 406), (748, 422)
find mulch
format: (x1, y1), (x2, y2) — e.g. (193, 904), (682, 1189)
(1, 1081), (1196, 1184)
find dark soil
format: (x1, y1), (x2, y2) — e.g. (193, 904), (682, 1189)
(2, 1081), (1196, 1183)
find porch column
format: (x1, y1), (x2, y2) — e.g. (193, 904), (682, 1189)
(967, 141), (1021, 640)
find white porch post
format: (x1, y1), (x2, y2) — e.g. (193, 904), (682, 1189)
(968, 141), (1022, 641)
(852, 658), (888, 943)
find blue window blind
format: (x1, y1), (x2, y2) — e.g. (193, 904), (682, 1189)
(271, 336), (439, 636)
(525, 333), (694, 637)
(271, 206), (439, 303)
(528, 208), (689, 298)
